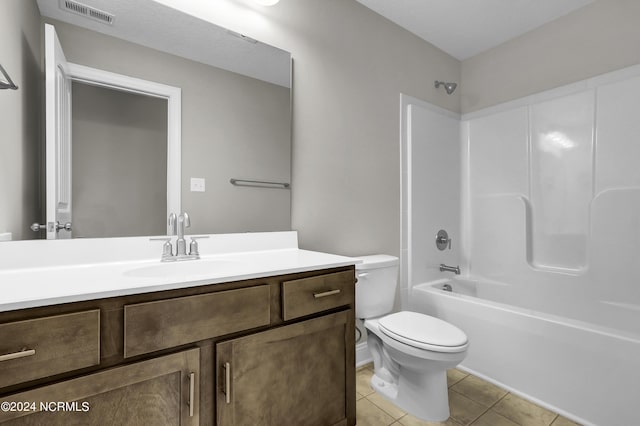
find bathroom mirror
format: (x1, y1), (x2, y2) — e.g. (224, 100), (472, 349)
(3, 0), (291, 240)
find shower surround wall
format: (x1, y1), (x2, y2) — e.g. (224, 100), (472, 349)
(400, 95), (461, 309)
(403, 64), (640, 426)
(461, 65), (640, 334)
(446, 65), (640, 425)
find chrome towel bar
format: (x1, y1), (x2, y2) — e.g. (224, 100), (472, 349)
(0, 64), (18, 90)
(230, 178), (290, 189)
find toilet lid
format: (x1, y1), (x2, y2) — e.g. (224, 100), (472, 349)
(378, 311), (468, 352)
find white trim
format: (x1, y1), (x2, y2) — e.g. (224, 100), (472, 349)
(66, 63), (182, 228)
(401, 94), (461, 120)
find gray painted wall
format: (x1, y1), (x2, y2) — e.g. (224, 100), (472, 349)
(205, 0), (462, 257)
(461, 0), (640, 113)
(71, 83), (167, 238)
(0, 0), (41, 241)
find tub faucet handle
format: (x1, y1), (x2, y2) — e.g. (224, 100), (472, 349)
(436, 229), (451, 250)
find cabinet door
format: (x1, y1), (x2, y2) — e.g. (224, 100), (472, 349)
(217, 311), (351, 426)
(0, 348), (199, 426)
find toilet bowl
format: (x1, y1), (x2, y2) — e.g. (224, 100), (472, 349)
(356, 255), (468, 421)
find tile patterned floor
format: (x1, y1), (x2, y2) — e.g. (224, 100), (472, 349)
(356, 364), (582, 426)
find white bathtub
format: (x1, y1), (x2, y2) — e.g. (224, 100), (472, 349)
(410, 278), (640, 426)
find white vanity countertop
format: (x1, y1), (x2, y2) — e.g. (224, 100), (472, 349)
(0, 232), (359, 312)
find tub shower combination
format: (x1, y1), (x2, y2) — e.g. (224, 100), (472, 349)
(402, 65), (640, 426)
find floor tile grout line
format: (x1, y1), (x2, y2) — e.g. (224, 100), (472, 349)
(364, 394), (406, 420)
(481, 392), (515, 424)
(461, 389), (511, 426)
(449, 373), (509, 405)
(447, 370), (469, 388)
(448, 388), (490, 425)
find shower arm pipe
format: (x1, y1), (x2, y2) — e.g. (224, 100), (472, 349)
(434, 80), (457, 94)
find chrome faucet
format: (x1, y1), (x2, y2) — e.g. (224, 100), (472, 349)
(176, 212), (191, 256)
(168, 212), (177, 236)
(439, 263), (460, 275)
(152, 212), (208, 262)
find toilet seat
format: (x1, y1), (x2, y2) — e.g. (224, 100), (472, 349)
(378, 311), (468, 353)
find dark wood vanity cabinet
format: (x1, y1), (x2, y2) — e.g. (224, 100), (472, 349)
(216, 311), (350, 426)
(0, 348), (200, 426)
(0, 266), (356, 426)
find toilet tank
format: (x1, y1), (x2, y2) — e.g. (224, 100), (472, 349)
(355, 255), (399, 319)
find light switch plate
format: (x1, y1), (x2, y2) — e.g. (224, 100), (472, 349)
(190, 177), (205, 192)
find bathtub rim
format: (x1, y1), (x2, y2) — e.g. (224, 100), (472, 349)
(413, 278), (640, 344)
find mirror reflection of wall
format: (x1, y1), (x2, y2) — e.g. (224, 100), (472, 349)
(0, 0), (292, 241)
(72, 83), (168, 238)
(0, 0), (41, 242)
(50, 17), (292, 236)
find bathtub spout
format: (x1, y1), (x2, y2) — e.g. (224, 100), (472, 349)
(439, 264), (460, 275)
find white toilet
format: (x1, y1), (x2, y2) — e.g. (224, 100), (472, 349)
(356, 255), (468, 422)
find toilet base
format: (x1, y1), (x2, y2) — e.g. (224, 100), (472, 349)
(370, 368), (450, 422)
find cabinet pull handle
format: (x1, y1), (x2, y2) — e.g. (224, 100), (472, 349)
(188, 372), (195, 417)
(223, 362), (231, 404)
(0, 348), (36, 362)
(313, 289), (341, 299)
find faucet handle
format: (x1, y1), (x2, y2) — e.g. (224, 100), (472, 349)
(435, 229), (451, 250)
(188, 235), (209, 257)
(150, 237), (174, 258)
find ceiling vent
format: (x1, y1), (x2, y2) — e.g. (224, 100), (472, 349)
(59, 0), (114, 25)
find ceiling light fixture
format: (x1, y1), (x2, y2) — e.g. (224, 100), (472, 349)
(253, 0), (280, 6)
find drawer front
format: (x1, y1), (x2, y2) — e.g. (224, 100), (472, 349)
(0, 310), (100, 389)
(282, 271), (354, 320)
(124, 285), (271, 358)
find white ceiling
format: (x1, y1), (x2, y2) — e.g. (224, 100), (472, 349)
(356, 0), (596, 60)
(36, 0), (291, 87)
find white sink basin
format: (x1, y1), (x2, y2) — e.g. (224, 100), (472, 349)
(124, 259), (239, 278)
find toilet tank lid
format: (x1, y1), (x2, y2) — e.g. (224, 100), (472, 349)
(355, 254), (399, 270)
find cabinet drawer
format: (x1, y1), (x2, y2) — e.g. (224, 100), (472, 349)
(282, 271), (354, 320)
(124, 285), (271, 358)
(0, 310), (100, 389)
